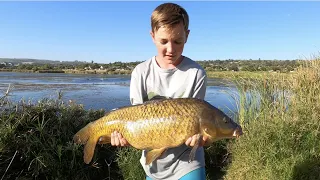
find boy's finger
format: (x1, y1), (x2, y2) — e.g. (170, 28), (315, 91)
(121, 138), (127, 146)
(200, 136), (208, 146)
(119, 139), (124, 146)
(199, 139), (205, 146)
(110, 132), (115, 145)
(117, 133), (124, 146)
(190, 135), (197, 146)
(117, 133), (123, 139)
(114, 135), (120, 146)
(185, 137), (192, 146)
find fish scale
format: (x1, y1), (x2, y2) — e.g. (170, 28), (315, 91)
(73, 97), (243, 165)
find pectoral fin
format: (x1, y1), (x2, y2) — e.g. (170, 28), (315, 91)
(189, 134), (202, 163)
(145, 148), (166, 165)
(83, 137), (98, 164)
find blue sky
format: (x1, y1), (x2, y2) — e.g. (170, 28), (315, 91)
(0, 1), (319, 63)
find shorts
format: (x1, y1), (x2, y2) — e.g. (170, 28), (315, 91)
(146, 167), (206, 180)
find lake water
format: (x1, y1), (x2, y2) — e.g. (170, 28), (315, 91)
(0, 72), (240, 120)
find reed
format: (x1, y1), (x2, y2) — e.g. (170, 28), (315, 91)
(223, 54), (320, 179)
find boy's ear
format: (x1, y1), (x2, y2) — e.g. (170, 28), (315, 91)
(185, 29), (190, 43)
(150, 30), (156, 43)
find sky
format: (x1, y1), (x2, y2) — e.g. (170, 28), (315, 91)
(0, 1), (319, 63)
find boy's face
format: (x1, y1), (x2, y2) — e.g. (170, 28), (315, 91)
(150, 22), (190, 67)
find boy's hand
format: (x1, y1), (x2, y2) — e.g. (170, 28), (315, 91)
(185, 134), (208, 147)
(111, 131), (130, 147)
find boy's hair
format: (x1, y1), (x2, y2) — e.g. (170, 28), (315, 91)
(151, 3), (189, 33)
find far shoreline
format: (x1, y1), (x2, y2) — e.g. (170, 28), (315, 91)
(0, 68), (293, 80)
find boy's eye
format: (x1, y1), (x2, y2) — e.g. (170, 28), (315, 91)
(160, 40), (167, 44)
(159, 39), (183, 45)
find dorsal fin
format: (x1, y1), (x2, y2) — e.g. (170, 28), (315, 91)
(143, 95), (172, 104)
(149, 95), (169, 101)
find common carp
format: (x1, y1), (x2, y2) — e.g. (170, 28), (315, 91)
(73, 97), (243, 165)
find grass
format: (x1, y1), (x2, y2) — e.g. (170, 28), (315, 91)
(223, 54), (320, 180)
(206, 70), (292, 80)
(0, 53), (319, 180)
(0, 95), (124, 180)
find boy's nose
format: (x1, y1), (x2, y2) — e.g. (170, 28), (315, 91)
(166, 43), (175, 54)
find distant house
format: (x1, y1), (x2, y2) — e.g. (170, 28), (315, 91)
(0, 62), (13, 66)
(21, 62), (34, 65)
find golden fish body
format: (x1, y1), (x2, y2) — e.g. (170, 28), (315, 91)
(73, 98), (243, 165)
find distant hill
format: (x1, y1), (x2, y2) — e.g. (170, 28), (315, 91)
(0, 58), (88, 65)
(0, 57), (301, 74)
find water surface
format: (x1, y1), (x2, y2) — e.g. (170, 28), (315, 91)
(0, 72), (239, 120)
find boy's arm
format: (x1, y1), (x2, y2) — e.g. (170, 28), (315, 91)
(192, 69), (207, 100)
(130, 68), (145, 105)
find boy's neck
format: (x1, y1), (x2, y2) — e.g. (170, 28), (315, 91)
(155, 55), (184, 69)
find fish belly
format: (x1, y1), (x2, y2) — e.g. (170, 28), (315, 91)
(123, 115), (200, 150)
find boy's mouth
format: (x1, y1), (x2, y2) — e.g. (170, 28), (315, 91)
(166, 55), (175, 58)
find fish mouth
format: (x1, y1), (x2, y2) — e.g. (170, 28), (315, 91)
(233, 126), (243, 138)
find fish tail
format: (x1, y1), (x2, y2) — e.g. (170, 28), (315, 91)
(73, 122), (101, 164)
(83, 136), (99, 164)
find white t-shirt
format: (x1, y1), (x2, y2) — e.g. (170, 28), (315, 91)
(129, 55), (207, 180)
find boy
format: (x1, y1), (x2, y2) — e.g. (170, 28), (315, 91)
(111, 2), (208, 179)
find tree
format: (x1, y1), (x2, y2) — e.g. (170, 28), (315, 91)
(229, 64), (239, 71)
(91, 63), (100, 70)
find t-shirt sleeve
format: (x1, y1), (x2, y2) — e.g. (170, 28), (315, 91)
(129, 67), (145, 105)
(192, 69), (207, 100)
